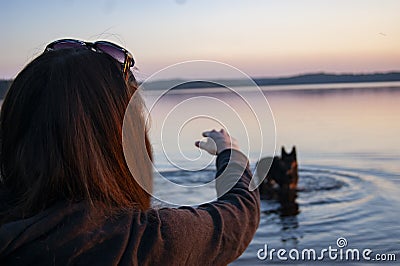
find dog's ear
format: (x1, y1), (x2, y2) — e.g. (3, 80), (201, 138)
(281, 146), (287, 157)
(290, 146), (297, 159)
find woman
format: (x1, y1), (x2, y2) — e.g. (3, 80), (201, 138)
(0, 39), (260, 265)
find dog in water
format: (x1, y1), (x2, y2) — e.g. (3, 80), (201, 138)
(256, 146), (299, 216)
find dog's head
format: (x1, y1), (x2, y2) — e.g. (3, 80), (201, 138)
(268, 146), (298, 190)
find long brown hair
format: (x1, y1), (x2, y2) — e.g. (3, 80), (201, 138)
(0, 48), (153, 223)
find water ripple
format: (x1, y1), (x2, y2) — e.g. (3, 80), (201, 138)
(235, 164), (400, 264)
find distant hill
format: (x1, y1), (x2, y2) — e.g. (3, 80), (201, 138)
(141, 72), (400, 90)
(253, 72), (400, 86)
(1, 72), (400, 98)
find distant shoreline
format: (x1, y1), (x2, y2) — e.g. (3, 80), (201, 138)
(139, 72), (400, 90)
(141, 81), (400, 96)
(1, 72), (400, 98)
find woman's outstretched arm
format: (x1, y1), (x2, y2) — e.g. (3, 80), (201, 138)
(154, 130), (260, 265)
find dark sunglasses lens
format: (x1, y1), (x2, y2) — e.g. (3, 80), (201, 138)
(50, 41), (83, 50)
(96, 43), (126, 64)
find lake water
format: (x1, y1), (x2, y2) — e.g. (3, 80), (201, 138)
(142, 82), (400, 265)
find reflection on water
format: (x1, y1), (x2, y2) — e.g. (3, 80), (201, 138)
(144, 84), (400, 264)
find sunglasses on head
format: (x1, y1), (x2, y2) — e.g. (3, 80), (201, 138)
(45, 39), (135, 79)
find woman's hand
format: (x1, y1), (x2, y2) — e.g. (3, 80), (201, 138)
(195, 129), (240, 155)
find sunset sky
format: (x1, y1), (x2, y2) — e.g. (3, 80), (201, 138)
(0, 0), (399, 80)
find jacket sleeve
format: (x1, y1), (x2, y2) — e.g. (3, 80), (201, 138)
(157, 149), (260, 265)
